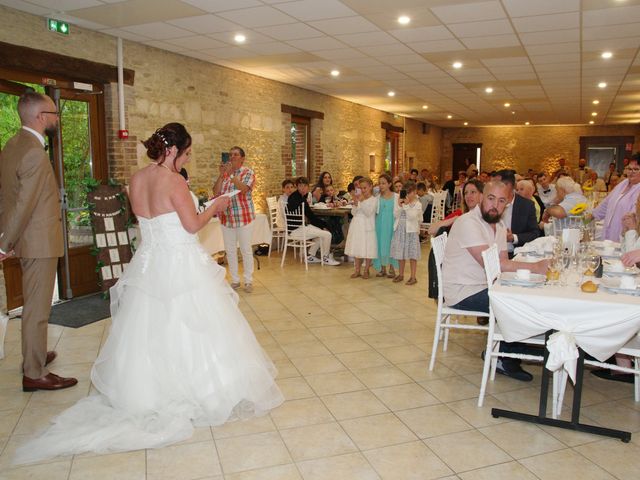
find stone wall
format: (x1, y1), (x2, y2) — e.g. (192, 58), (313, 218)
(0, 6), (440, 216)
(442, 124), (640, 176)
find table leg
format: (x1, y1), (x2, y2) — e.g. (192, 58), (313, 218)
(491, 331), (632, 443)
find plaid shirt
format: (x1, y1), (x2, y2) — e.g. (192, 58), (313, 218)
(218, 165), (256, 228)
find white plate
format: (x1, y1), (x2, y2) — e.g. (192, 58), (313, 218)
(603, 268), (640, 276)
(591, 241), (621, 250)
(500, 272), (546, 286)
(601, 285), (640, 296)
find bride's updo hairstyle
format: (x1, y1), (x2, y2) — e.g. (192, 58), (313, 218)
(142, 123), (192, 169)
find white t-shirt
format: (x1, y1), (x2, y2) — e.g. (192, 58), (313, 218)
(442, 205), (507, 307)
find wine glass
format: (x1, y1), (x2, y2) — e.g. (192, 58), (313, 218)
(586, 254), (601, 276)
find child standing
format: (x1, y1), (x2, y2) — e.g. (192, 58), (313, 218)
(372, 174), (398, 278)
(345, 177), (378, 279)
(390, 181), (422, 285)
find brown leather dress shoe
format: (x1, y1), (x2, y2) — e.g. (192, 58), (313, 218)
(23, 373), (78, 392)
(45, 351), (57, 366)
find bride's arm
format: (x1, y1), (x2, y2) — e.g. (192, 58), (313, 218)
(171, 178), (229, 233)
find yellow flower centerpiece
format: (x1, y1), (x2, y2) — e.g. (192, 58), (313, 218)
(568, 203), (587, 215)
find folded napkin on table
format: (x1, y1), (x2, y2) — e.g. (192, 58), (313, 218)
(514, 236), (557, 255)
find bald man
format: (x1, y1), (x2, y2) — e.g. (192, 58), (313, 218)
(0, 91), (77, 392)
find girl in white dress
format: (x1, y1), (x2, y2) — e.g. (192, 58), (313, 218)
(390, 181), (423, 285)
(345, 177), (378, 279)
(15, 123), (284, 464)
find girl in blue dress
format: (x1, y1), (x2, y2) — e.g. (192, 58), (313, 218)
(373, 174), (399, 277)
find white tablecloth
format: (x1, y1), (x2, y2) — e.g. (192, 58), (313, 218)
(490, 282), (640, 382)
(197, 213), (272, 255)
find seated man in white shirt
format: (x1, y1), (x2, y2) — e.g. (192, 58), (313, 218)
(442, 181), (548, 381)
(540, 176), (587, 228)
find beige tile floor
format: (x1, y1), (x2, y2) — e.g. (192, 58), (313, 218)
(1, 246), (640, 479)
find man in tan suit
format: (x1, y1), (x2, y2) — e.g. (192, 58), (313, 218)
(0, 92), (77, 392)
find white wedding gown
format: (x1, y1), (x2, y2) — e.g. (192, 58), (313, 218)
(15, 212), (283, 464)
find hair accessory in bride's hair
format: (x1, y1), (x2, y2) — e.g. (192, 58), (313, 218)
(154, 129), (169, 146)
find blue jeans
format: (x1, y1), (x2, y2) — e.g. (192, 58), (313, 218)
(449, 289), (489, 313)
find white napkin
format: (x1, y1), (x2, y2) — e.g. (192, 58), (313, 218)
(562, 229), (580, 252)
(546, 330), (579, 383)
(514, 236), (557, 255)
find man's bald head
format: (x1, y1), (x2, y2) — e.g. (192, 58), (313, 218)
(17, 92), (58, 136)
(18, 92), (54, 124)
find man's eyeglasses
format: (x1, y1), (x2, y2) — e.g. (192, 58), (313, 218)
(40, 111), (59, 116)
(627, 168), (640, 173)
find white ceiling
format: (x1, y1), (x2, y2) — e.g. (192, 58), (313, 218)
(4, 0), (640, 127)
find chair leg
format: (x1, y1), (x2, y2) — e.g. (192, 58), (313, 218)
(443, 316), (451, 352)
(490, 341), (500, 381)
(268, 238), (273, 257)
(429, 311), (443, 371)
(635, 358), (640, 402)
(280, 241), (287, 268)
(478, 320), (496, 407)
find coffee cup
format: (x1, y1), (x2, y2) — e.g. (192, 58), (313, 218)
(620, 276), (636, 290)
(516, 269), (531, 280)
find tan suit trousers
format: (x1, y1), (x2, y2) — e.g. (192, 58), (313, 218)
(20, 257), (58, 379)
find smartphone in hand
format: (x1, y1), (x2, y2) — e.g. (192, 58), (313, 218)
(399, 189), (407, 199)
(221, 152), (230, 164)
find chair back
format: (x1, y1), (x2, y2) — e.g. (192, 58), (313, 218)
(431, 232), (448, 306)
(481, 244), (501, 288)
(266, 196), (279, 229)
(284, 202), (306, 233)
(452, 187), (462, 211)
(430, 191), (448, 223)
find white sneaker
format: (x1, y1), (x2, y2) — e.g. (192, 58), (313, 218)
(322, 255), (340, 266)
(306, 255), (321, 264)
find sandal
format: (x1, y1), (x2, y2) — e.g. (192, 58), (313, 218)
(405, 278), (417, 285)
(387, 268), (396, 278)
(376, 269), (386, 277)
(392, 275), (404, 283)
(362, 270), (370, 279)
(350, 271), (361, 279)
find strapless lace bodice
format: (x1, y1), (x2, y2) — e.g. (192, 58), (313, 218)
(138, 211), (197, 247)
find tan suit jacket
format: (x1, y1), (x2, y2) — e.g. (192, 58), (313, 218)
(0, 129), (63, 258)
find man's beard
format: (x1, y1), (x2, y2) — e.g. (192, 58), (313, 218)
(481, 207), (502, 224)
(44, 125), (58, 137)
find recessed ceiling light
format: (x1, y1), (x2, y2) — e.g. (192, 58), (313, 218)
(234, 34), (246, 43)
(387, 91), (395, 97)
(601, 51), (613, 59)
(589, 120), (595, 124)
(447, 115), (452, 119)
(592, 112), (598, 116)
(593, 100), (600, 105)
(485, 87), (493, 93)
(504, 102), (510, 107)
(330, 69), (340, 77)
(398, 15), (410, 25)
(452, 61), (463, 69)
(422, 105), (428, 109)
(525, 122), (530, 125)
(598, 82), (607, 88)
(463, 122), (468, 126)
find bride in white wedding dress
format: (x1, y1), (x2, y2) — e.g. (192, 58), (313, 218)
(15, 123), (283, 464)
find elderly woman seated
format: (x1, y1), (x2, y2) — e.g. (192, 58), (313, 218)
(540, 176), (587, 228)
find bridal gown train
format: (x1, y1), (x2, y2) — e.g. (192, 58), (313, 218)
(15, 212), (284, 464)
